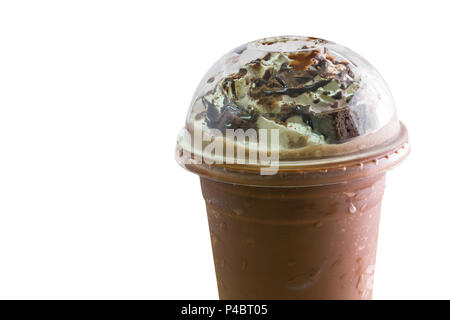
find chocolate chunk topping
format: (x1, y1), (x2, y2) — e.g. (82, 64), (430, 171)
(279, 62), (290, 72)
(204, 97), (258, 133)
(348, 68), (355, 78)
(203, 97), (220, 128)
(252, 65), (332, 98)
(332, 91), (343, 100)
(285, 79), (332, 97)
(238, 68), (247, 76)
(254, 78), (266, 87)
(274, 75), (287, 87)
(278, 105), (306, 122)
(231, 80), (236, 98)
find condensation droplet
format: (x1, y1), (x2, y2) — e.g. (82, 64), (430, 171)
(357, 265), (375, 298)
(315, 221), (324, 228)
(210, 232), (218, 247)
(344, 192), (356, 198)
(287, 260), (297, 267)
(287, 269), (321, 291)
(349, 203), (357, 214)
(359, 163), (364, 169)
(360, 203), (368, 212)
(233, 208), (244, 216)
(331, 257), (342, 268)
(221, 259), (229, 269)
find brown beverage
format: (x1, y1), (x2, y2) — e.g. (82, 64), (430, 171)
(176, 36), (409, 299)
(202, 175), (385, 300)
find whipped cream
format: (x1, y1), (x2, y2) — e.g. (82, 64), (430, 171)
(184, 36), (397, 155)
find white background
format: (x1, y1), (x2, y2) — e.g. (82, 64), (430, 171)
(0, 0), (448, 299)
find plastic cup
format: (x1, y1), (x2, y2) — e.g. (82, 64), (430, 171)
(176, 36), (409, 299)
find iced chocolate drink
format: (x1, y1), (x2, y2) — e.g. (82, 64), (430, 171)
(175, 36), (409, 300)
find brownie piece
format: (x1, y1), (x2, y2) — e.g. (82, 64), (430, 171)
(299, 106), (359, 143)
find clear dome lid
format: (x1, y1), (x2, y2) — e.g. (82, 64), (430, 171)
(177, 36), (405, 168)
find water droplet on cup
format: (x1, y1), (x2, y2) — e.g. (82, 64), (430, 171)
(221, 259), (229, 269)
(315, 221), (324, 228)
(360, 202), (368, 212)
(287, 269), (320, 290)
(344, 192), (356, 198)
(233, 208), (244, 216)
(331, 257), (342, 268)
(210, 232), (218, 247)
(287, 260), (297, 267)
(357, 265), (375, 298)
(349, 203), (357, 214)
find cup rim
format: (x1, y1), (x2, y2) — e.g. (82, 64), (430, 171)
(176, 122), (409, 187)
